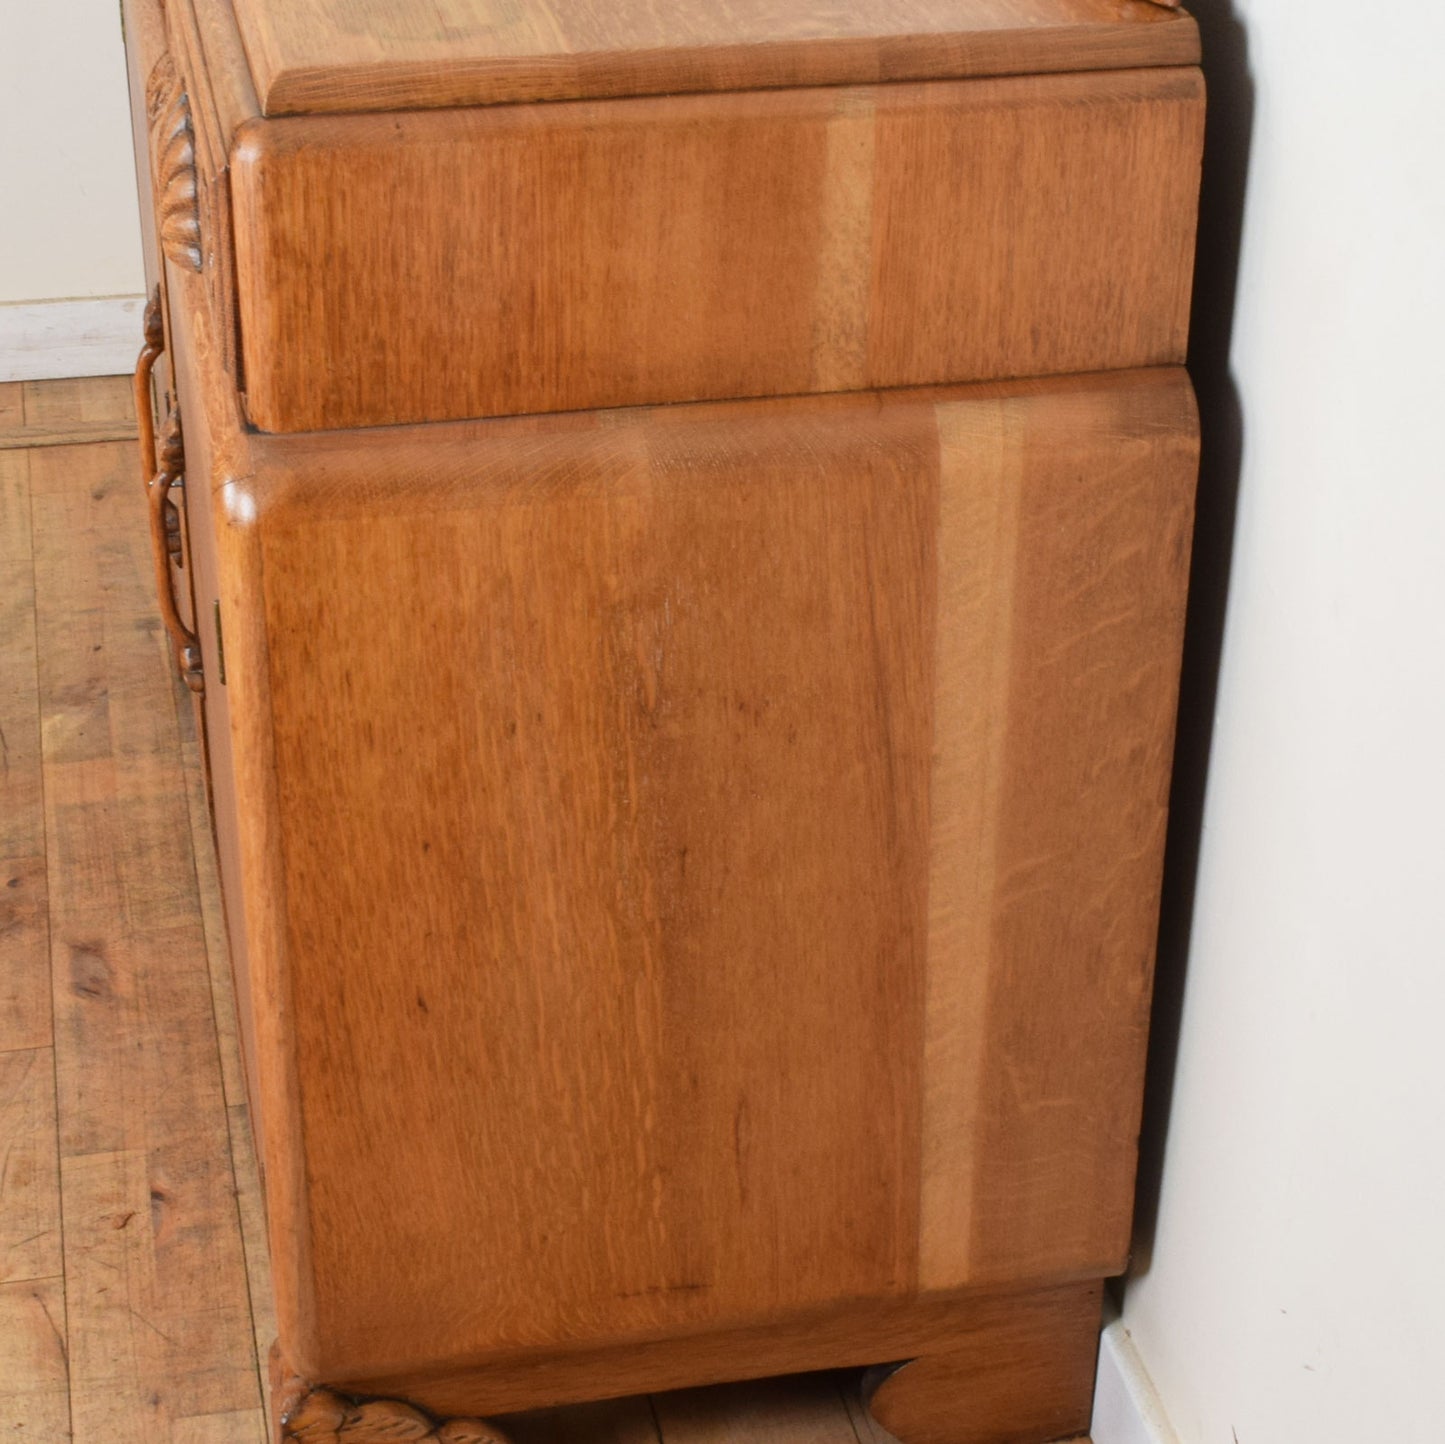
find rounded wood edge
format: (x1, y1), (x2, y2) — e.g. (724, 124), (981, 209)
(269, 1344), (516, 1444)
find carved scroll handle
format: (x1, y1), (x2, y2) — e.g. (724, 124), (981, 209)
(148, 412), (204, 695)
(134, 287), (164, 481)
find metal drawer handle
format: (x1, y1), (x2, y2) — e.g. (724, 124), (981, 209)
(148, 410), (204, 695)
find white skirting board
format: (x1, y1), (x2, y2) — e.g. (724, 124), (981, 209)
(1092, 1309), (1183, 1444)
(0, 295), (148, 383)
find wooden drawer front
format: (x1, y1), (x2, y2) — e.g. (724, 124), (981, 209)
(232, 68), (1202, 433)
(227, 369), (1197, 1381)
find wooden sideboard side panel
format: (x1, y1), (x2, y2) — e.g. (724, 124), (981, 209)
(126, 1), (1203, 1421)
(219, 369), (1196, 1385)
(231, 68), (1203, 432)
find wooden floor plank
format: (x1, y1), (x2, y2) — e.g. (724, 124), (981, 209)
(0, 421), (143, 452)
(0, 1275), (70, 1441)
(0, 1047), (63, 1285)
(22, 375), (137, 430)
(0, 377), (138, 452)
(0, 442), (31, 554)
(0, 382), (23, 432)
(31, 436), (262, 1439)
(0, 447), (53, 1056)
(170, 1409), (269, 1444)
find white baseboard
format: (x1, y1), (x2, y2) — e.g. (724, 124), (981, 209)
(1092, 1311), (1182, 1444)
(0, 295), (147, 383)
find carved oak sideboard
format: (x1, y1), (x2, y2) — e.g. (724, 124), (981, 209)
(122, 1), (1203, 1440)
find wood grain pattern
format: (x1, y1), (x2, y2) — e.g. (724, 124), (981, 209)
(862, 1285), (1101, 1444)
(0, 1050), (62, 1286)
(0, 377), (140, 452)
(181, 361), (1196, 1395)
(0, 429), (63, 1444)
(0, 378), (1005, 1444)
(28, 438), (265, 1442)
(0, 383), (21, 431)
(0, 448), (51, 1057)
(354, 1286), (1100, 1421)
(918, 381), (1199, 1290)
(137, 0), (1207, 1414)
(227, 0), (1198, 115)
(233, 67), (1202, 432)
(0, 1277), (69, 1439)
(0, 420), (143, 453)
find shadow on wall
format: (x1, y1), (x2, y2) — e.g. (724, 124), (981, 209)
(1126, 0), (1255, 1280)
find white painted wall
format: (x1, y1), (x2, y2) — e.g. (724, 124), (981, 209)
(1120, 3), (1445, 1442)
(0, 0), (145, 303)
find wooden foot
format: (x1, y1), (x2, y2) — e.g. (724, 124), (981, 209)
(270, 1345), (516, 1444)
(860, 1284), (1101, 1444)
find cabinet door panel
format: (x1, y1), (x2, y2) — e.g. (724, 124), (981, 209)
(220, 369), (1196, 1383)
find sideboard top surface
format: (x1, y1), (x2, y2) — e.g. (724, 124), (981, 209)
(224, 0), (1199, 116)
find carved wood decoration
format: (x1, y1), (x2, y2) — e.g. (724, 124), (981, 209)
(145, 52), (203, 271)
(274, 1366), (516, 1444)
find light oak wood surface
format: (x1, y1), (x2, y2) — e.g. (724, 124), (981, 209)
(170, 227), (1196, 1400)
(231, 67), (1202, 432)
(227, 0), (1197, 114)
(120, 0), (1204, 1432)
(862, 1286), (1101, 1444)
(0, 379), (1110, 1444)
